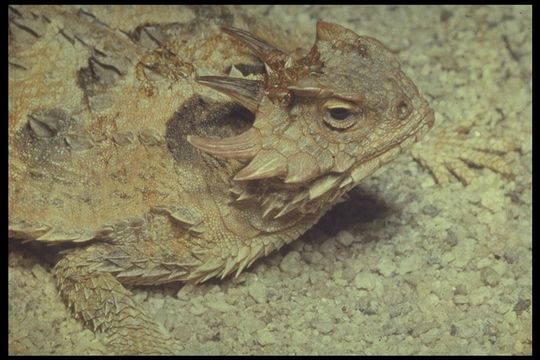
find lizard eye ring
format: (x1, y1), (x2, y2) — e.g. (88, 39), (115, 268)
(322, 99), (358, 130)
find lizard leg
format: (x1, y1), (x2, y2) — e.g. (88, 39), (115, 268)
(54, 247), (179, 355)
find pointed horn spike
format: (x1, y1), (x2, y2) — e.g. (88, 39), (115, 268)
(220, 258), (236, 280)
(234, 149), (287, 181)
(274, 201), (300, 219)
(247, 243), (265, 268)
(316, 21), (357, 42)
(308, 175), (341, 200)
(284, 56), (295, 69)
(221, 26), (280, 53)
(316, 21), (338, 41)
(196, 76), (264, 113)
(187, 127), (262, 160)
(264, 62), (275, 76)
(339, 176), (354, 189)
(234, 246), (251, 278)
(262, 198), (283, 220)
(262, 205), (274, 220)
(235, 190), (254, 202)
(221, 26), (289, 69)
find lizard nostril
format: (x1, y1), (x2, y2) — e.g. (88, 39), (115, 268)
(395, 99), (411, 120)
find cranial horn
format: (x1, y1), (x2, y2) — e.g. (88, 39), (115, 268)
(187, 127), (262, 160)
(315, 21), (358, 42)
(221, 26), (291, 70)
(196, 76), (264, 113)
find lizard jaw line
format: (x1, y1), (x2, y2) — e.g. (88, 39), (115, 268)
(348, 127), (425, 186)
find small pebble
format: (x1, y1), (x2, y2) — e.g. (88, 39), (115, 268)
(336, 230), (355, 247)
(398, 254), (423, 274)
(476, 257), (492, 269)
(247, 282), (268, 304)
(353, 272), (379, 291)
(206, 300), (235, 313)
(481, 267), (500, 287)
(177, 284), (195, 301)
(315, 321), (334, 334)
(375, 257), (396, 277)
(513, 298), (531, 315)
(256, 329), (277, 346)
(279, 251), (303, 276)
(189, 303), (207, 316)
(470, 286), (492, 306)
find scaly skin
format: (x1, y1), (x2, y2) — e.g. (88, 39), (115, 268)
(8, 5), (437, 354)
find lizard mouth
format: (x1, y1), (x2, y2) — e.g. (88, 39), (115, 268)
(413, 109), (435, 142)
(347, 109), (435, 185)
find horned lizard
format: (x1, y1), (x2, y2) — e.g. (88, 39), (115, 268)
(8, 5), (516, 355)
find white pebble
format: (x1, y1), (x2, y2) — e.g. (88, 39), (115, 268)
(280, 251), (303, 276)
(469, 286), (492, 306)
(398, 254), (423, 274)
(336, 230), (355, 246)
(353, 272), (379, 291)
(256, 329), (277, 345)
(247, 282), (268, 304)
(375, 257), (396, 277)
(206, 300), (235, 313)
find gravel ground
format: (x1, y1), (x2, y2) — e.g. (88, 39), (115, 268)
(9, 5), (531, 355)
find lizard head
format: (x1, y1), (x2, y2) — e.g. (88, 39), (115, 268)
(188, 22), (434, 218)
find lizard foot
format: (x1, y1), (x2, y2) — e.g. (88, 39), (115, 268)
(411, 122), (521, 185)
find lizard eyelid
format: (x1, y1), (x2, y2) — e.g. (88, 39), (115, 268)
(322, 99), (359, 130)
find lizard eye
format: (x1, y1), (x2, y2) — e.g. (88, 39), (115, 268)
(328, 107), (351, 120)
(322, 99), (357, 130)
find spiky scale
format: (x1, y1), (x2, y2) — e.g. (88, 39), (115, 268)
(234, 149), (288, 181)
